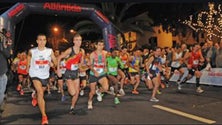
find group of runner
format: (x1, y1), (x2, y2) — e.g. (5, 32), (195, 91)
(11, 33), (207, 125)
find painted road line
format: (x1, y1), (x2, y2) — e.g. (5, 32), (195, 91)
(153, 105), (216, 124)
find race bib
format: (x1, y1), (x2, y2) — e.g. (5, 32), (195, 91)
(193, 60), (199, 65)
(35, 60), (49, 69)
(95, 68), (104, 74)
(109, 67), (117, 72)
(71, 64), (79, 70)
(171, 61), (181, 68)
(122, 61), (127, 64)
(79, 72), (86, 76)
(19, 65), (27, 70)
(152, 65), (157, 70)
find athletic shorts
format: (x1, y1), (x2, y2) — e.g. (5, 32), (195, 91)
(88, 74), (107, 84)
(80, 76), (87, 81)
(30, 77), (49, 87)
(64, 69), (79, 80)
(130, 72), (139, 76)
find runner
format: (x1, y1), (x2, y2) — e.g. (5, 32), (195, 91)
(106, 48), (124, 104)
(173, 44), (189, 90)
(180, 43), (205, 93)
(128, 50), (142, 94)
(17, 51), (29, 95)
(119, 46), (130, 94)
(88, 40), (109, 110)
(57, 33), (85, 114)
(145, 47), (162, 102)
(27, 33), (57, 125)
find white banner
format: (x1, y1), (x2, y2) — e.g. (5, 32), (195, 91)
(169, 68), (222, 86)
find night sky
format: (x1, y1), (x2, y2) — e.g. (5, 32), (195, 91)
(0, 2), (209, 52)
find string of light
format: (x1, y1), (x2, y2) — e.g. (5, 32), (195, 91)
(182, 2), (222, 40)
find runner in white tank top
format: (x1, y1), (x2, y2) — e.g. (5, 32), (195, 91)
(27, 34), (57, 125)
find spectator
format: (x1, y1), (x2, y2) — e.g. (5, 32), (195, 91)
(0, 31), (12, 107)
(206, 40), (217, 68)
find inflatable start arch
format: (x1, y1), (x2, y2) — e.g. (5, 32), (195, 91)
(0, 3), (117, 51)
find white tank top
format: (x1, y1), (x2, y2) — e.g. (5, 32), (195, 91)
(171, 52), (182, 68)
(29, 47), (52, 79)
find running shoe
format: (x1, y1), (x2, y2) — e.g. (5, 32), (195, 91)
(150, 97), (159, 102)
(196, 87), (204, 93)
(41, 116), (48, 125)
(96, 90), (103, 102)
(69, 108), (74, 114)
(119, 89), (125, 96)
(69, 108), (78, 115)
(132, 89), (139, 95)
(114, 97), (120, 104)
(61, 95), (66, 102)
(20, 89), (24, 95)
(31, 91), (37, 107)
(178, 84), (182, 90)
(80, 90), (84, 96)
(52, 86), (58, 90)
(157, 90), (162, 95)
(32, 98), (37, 107)
(110, 86), (115, 95)
(88, 101), (93, 110)
(57, 90), (61, 93)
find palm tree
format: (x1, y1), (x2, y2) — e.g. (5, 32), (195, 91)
(74, 3), (154, 48)
(74, 20), (102, 40)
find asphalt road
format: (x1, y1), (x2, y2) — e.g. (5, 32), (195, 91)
(1, 82), (222, 124)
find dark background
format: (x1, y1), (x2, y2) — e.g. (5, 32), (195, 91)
(0, 1), (212, 52)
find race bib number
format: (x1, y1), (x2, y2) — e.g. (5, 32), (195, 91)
(35, 60), (48, 69)
(193, 60), (199, 65)
(95, 68), (104, 74)
(60, 68), (66, 74)
(71, 64), (79, 70)
(79, 72), (86, 76)
(122, 61), (127, 64)
(19, 65), (27, 70)
(109, 67), (117, 72)
(152, 65), (157, 70)
(171, 61), (180, 68)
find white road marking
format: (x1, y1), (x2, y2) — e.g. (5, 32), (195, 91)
(153, 105), (216, 124)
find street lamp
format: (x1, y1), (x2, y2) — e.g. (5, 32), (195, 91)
(53, 27), (58, 32)
(52, 26), (60, 34)
(70, 29), (76, 34)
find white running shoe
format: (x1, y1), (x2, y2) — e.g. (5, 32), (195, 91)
(119, 89), (125, 96)
(196, 87), (204, 93)
(178, 83), (182, 90)
(53, 86), (58, 90)
(110, 86), (115, 95)
(96, 89), (102, 102)
(150, 97), (159, 102)
(80, 90), (84, 96)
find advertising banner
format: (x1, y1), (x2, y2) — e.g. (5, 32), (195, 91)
(169, 68), (222, 86)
